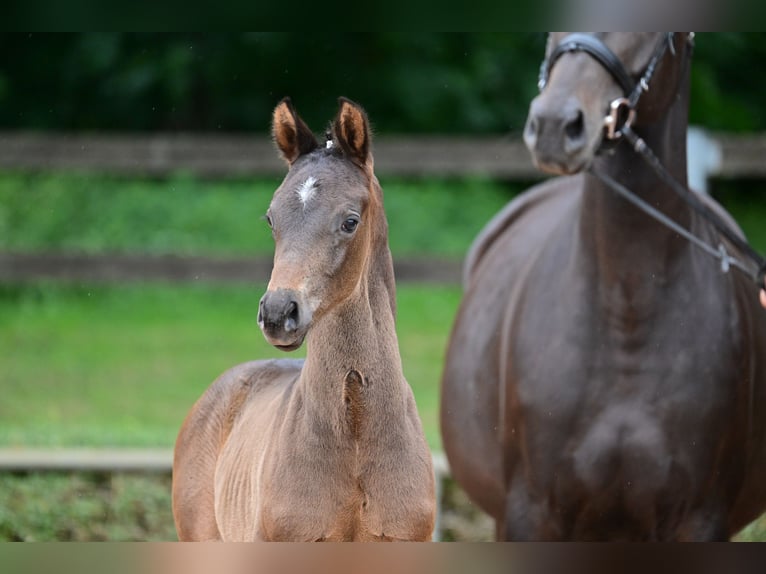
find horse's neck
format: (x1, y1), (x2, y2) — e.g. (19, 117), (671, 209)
(581, 75), (691, 287)
(298, 235), (406, 438)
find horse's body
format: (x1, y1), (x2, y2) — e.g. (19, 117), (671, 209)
(173, 98), (435, 542)
(441, 33), (766, 540)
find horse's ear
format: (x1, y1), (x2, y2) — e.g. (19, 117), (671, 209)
(272, 97), (319, 165)
(332, 97), (372, 169)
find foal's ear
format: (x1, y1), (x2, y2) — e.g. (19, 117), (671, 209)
(332, 97), (372, 168)
(272, 97), (319, 165)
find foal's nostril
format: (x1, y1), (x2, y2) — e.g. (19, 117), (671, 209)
(257, 298), (264, 325)
(565, 110), (585, 143)
(284, 300), (299, 333)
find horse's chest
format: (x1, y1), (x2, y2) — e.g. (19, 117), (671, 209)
(511, 276), (738, 411)
(506, 276), (743, 503)
(258, 473), (366, 541)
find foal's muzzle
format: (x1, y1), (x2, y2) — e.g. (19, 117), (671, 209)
(258, 288), (310, 351)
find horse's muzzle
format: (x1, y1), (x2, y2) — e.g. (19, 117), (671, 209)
(524, 93), (597, 176)
(258, 288), (310, 351)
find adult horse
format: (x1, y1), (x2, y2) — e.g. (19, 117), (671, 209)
(173, 97), (435, 541)
(441, 32), (766, 540)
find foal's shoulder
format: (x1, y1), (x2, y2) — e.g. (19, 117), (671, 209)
(185, 359), (303, 438)
(213, 359), (304, 398)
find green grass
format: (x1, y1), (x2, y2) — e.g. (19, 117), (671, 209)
(735, 515), (766, 542)
(0, 283), (461, 450)
(0, 172), (517, 258)
(0, 472), (175, 542)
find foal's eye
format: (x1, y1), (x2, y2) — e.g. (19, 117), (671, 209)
(341, 217), (359, 234)
(264, 214), (273, 229)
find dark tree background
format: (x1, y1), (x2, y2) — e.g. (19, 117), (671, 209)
(0, 33), (763, 134)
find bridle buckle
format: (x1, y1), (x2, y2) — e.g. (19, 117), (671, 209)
(604, 97), (636, 140)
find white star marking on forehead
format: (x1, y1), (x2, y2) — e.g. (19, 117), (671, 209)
(297, 176), (317, 206)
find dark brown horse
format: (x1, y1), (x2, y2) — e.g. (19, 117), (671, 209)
(441, 32), (766, 540)
(173, 98), (435, 541)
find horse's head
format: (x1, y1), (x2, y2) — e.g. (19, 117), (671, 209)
(258, 97), (379, 351)
(524, 32), (691, 175)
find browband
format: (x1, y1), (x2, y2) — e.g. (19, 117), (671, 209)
(541, 33), (636, 96)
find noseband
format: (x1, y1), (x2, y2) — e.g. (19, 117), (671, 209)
(537, 32), (766, 290)
(538, 33), (679, 140)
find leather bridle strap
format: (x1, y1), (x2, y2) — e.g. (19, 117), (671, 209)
(621, 125), (766, 289)
(625, 33), (673, 109)
(539, 33), (676, 140)
(591, 126), (766, 289)
(539, 33), (636, 95)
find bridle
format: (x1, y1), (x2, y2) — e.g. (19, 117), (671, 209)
(538, 32), (676, 141)
(537, 32), (766, 290)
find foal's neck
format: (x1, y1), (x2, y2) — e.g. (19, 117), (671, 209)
(299, 209), (406, 436)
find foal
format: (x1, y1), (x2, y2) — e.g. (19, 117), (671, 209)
(172, 98), (435, 541)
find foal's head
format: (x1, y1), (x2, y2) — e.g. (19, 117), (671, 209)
(524, 32), (692, 175)
(258, 97), (381, 351)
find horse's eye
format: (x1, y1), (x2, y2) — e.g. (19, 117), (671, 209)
(341, 217), (359, 234)
(265, 214), (273, 229)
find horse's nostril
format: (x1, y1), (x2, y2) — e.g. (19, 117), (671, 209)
(284, 300), (299, 333)
(565, 110), (585, 142)
(526, 116), (538, 137)
(523, 115), (540, 153)
(257, 298), (264, 324)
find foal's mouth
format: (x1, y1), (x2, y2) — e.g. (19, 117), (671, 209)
(262, 330), (307, 352)
(274, 338), (305, 352)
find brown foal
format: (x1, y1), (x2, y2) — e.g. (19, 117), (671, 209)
(172, 97), (435, 541)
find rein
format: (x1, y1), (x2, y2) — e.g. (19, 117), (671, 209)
(541, 32), (766, 289)
(609, 126), (766, 287)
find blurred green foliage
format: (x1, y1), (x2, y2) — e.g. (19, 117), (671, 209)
(0, 173), (519, 257)
(0, 172), (762, 258)
(712, 180), (766, 252)
(0, 33), (543, 134)
(1, 33), (763, 134)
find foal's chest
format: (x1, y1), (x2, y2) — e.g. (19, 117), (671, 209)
(257, 452), (434, 541)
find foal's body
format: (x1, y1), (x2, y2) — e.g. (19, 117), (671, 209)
(173, 99), (435, 542)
